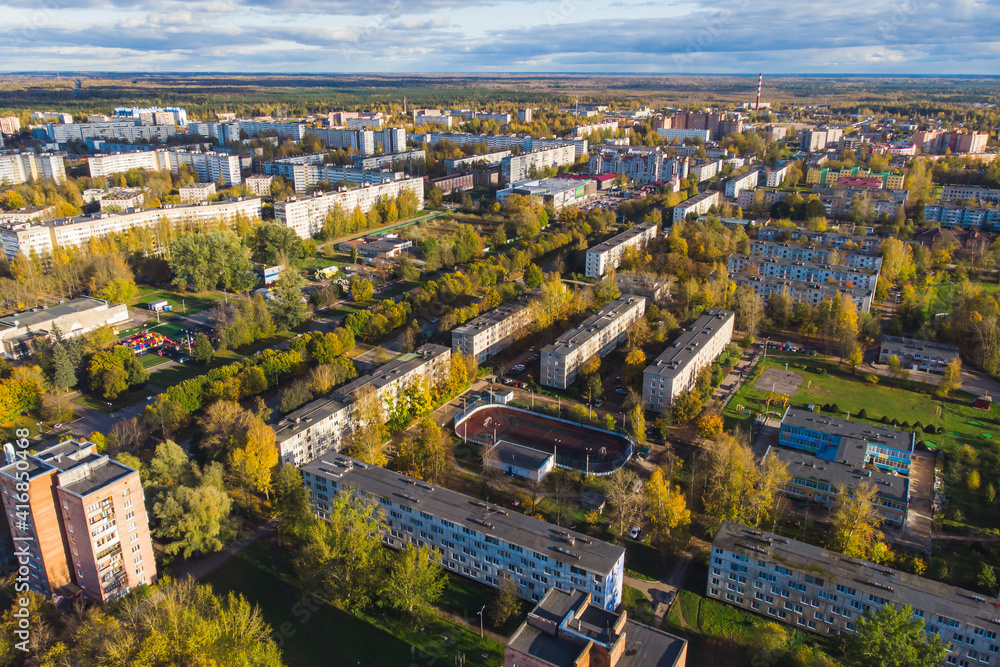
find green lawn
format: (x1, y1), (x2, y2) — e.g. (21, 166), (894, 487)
(146, 332), (298, 387)
(624, 541), (668, 581)
(137, 353), (171, 370)
(926, 280), (999, 318)
(131, 289), (227, 316)
(204, 540), (503, 667)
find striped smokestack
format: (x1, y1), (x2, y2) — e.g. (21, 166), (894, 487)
(756, 73), (762, 112)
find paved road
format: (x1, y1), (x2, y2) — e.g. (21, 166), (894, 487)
(623, 539), (706, 625)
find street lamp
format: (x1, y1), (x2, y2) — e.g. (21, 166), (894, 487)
(478, 605), (486, 638)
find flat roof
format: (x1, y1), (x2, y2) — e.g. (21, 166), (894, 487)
(781, 408), (914, 452)
(732, 273), (874, 299)
(749, 240), (882, 258)
(880, 336), (959, 355)
(645, 308), (734, 379)
(543, 296), (645, 357)
(730, 254), (877, 275)
(452, 292), (533, 336)
(0, 297), (110, 330)
(333, 344), (450, 400)
(302, 453), (624, 576)
(490, 440), (553, 471)
(587, 221), (656, 255)
(714, 520), (1000, 623)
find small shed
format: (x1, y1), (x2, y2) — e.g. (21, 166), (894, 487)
(491, 389), (514, 405)
(975, 394), (993, 411)
(147, 300), (170, 312)
(488, 441), (554, 482)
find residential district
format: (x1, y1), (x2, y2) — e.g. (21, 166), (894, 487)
(0, 90), (998, 667)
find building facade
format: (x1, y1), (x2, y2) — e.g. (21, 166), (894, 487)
(727, 254), (880, 290)
(301, 453), (625, 609)
(748, 240), (883, 270)
(584, 222), (658, 278)
(672, 190), (720, 223)
(725, 169), (760, 198)
(878, 336), (960, 374)
(541, 296), (647, 389)
(452, 296), (534, 363)
(0, 297), (129, 359)
(274, 178), (424, 239)
(0, 440), (156, 602)
(0, 153), (66, 186)
(642, 308), (734, 411)
(501, 145), (577, 182)
(731, 274), (874, 313)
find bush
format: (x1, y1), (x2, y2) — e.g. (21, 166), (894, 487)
(937, 426), (945, 434)
(822, 403), (832, 412)
(913, 421), (923, 430)
(881, 415), (890, 424)
(829, 403), (840, 413)
(924, 424), (937, 434)
(901, 421), (910, 429)
(857, 408), (868, 419)
(891, 418), (900, 427)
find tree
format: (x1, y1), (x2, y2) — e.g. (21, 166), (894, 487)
(193, 332), (214, 365)
(350, 275), (374, 302)
(279, 379), (313, 413)
(524, 263), (544, 288)
(229, 418), (279, 501)
(198, 400), (251, 455)
(829, 481), (887, 561)
(488, 574), (522, 630)
(300, 491), (386, 609)
(697, 412), (724, 439)
(704, 433), (789, 531)
(886, 354), (905, 380)
(396, 419), (448, 483)
(345, 387), (388, 466)
(732, 285), (765, 336)
(153, 465), (235, 558)
(88, 346), (148, 400)
(251, 222), (304, 266)
(382, 544), (447, 618)
(967, 468), (982, 493)
(936, 358), (962, 397)
(627, 401), (646, 443)
(144, 396), (190, 441)
(170, 231), (256, 292)
(51, 342), (76, 392)
(269, 265), (308, 331)
(607, 468), (643, 542)
(644, 467), (691, 545)
(842, 604), (947, 667)
(273, 463), (315, 542)
(671, 390), (702, 425)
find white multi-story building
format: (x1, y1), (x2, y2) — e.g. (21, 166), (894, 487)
(306, 127), (406, 156)
(754, 227), (883, 252)
(88, 149), (241, 185)
(584, 222), (657, 278)
(501, 145), (578, 182)
(724, 170), (760, 198)
(0, 117), (21, 135)
(0, 198), (261, 260)
(113, 106), (188, 125)
(939, 185), (1000, 204)
(273, 344), (451, 465)
(765, 163), (792, 187)
(689, 160), (722, 183)
(45, 121), (176, 144)
(589, 148), (665, 184)
(541, 296), (646, 389)
(573, 121), (620, 137)
(0, 153), (66, 185)
(672, 190), (720, 223)
(352, 149), (425, 171)
(708, 520), (1000, 666)
(642, 308), (734, 411)
(274, 178), (424, 239)
(730, 274), (874, 313)
(444, 150), (512, 171)
(301, 453), (625, 609)
(178, 182), (217, 204)
(727, 255), (880, 290)
(244, 175), (274, 197)
(748, 241), (883, 270)
(87, 150), (170, 177)
(237, 120), (306, 141)
(656, 128), (711, 142)
(452, 295), (535, 363)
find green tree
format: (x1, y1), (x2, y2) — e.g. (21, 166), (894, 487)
(250, 222), (304, 266)
(51, 342), (77, 392)
(488, 574), (522, 630)
(269, 266), (308, 331)
(153, 466), (235, 558)
(978, 562), (997, 594)
(170, 231), (256, 292)
(273, 463), (315, 542)
(192, 332), (214, 365)
(524, 263), (544, 288)
(842, 604), (947, 667)
(382, 544), (447, 618)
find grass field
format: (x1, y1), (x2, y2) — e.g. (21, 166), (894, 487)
(926, 280), (999, 318)
(146, 331), (298, 387)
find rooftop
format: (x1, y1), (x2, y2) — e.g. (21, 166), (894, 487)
(0, 440), (136, 497)
(452, 291), (534, 336)
(781, 407), (914, 452)
(714, 520), (1000, 622)
(489, 440), (553, 471)
(543, 296), (645, 357)
(587, 221), (657, 255)
(645, 308), (734, 379)
(302, 453), (624, 576)
(731, 253), (877, 275)
(732, 273), (874, 299)
(333, 344), (450, 401)
(0, 297), (111, 330)
(880, 336), (960, 355)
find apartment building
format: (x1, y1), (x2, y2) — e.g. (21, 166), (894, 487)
(244, 175), (274, 197)
(352, 149), (425, 171)
(88, 149), (242, 185)
(0, 153), (66, 185)
(0, 297), (129, 359)
(642, 308), (734, 411)
(444, 150), (511, 172)
(0, 440), (156, 602)
(0, 117), (21, 135)
(501, 145), (577, 182)
(505, 588), (687, 667)
(541, 296), (647, 389)
(179, 182), (216, 204)
(44, 121), (176, 144)
(0, 198), (261, 260)
(452, 294), (534, 362)
(94, 189), (146, 212)
(800, 130), (828, 152)
(940, 186), (1000, 205)
(301, 453), (625, 610)
(87, 150), (170, 177)
(656, 128), (711, 142)
(0, 205), (55, 223)
(187, 121), (241, 146)
(878, 336), (960, 374)
(730, 274), (874, 313)
(292, 164), (403, 192)
(672, 190), (720, 223)
(273, 344), (451, 465)
(589, 148), (664, 184)
(584, 221), (658, 278)
(429, 173), (474, 195)
(924, 203), (1000, 229)
(709, 520), (1000, 665)
(689, 160), (722, 182)
(573, 121), (620, 137)
(113, 106), (187, 125)
(806, 167), (905, 190)
(415, 132), (587, 157)
(912, 130), (988, 155)
(236, 120), (306, 141)
(724, 169), (760, 198)
(754, 227), (884, 252)
(727, 254), (880, 290)
(769, 407), (913, 525)
(764, 163), (792, 187)
(275, 178), (423, 239)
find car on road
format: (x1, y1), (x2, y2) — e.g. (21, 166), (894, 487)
(616, 386), (628, 395)
(614, 377), (622, 385)
(629, 525), (641, 540)
(664, 590), (676, 605)
(513, 364), (526, 372)
(594, 399), (604, 407)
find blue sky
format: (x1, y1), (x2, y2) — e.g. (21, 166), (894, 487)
(1, 0), (998, 73)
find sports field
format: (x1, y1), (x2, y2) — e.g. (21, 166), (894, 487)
(457, 406), (632, 474)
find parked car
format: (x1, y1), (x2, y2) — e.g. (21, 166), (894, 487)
(616, 386), (628, 395)
(594, 399), (604, 407)
(629, 525), (641, 539)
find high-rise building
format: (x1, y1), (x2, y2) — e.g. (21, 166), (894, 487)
(0, 440), (156, 602)
(0, 153), (67, 186)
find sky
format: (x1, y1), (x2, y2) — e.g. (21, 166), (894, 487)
(1, 0), (999, 74)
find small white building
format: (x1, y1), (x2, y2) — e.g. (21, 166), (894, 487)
(489, 441), (555, 482)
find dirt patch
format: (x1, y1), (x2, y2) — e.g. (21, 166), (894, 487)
(754, 369), (803, 396)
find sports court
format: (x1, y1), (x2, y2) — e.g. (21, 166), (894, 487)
(456, 406), (632, 474)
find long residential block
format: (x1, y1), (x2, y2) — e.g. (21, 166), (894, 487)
(273, 344), (450, 466)
(452, 294), (534, 363)
(0, 198), (261, 260)
(301, 453), (625, 610)
(755, 227), (883, 253)
(0, 153), (66, 185)
(87, 149), (242, 185)
(274, 178), (424, 239)
(501, 145), (577, 182)
(0, 440), (156, 602)
(727, 254), (880, 290)
(749, 240), (883, 270)
(708, 520), (999, 666)
(541, 296), (646, 389)
(731, 273), (874, 313)
(584, 222), (657, 278)
(642, 308), (734, 411)
(672, 190), (720, 223)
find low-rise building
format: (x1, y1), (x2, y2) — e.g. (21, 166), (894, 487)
(642, 308), (734, 411)
(338, 236), (412, 258)
(672, 190), (720, 223)
(275, 178), (424, 239)
(727, 255), (880, 290)
(452, 294), (534, 363)
(178, 182), (217, 204)
(615, 272), (670, 302)
(731, 274), (874, 312)
(428, 172), (474, 195)
(497, 177), (596, 210)
(273, 344), (451, 465)
(0, 439), (156, 602)
(505, 588), (687, 667)
(0, 297), (129, 359)
(541, 296), (646, 389)
(584, 222), (658, 278)
(0, 205), (55, 223)
(301, 453), (625, 609)
(878, 336), (959, 374)
(488, 441), (555, 482)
